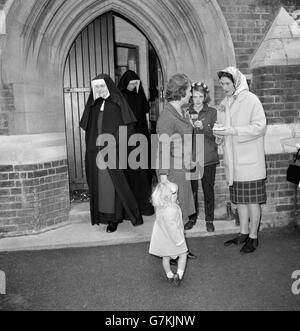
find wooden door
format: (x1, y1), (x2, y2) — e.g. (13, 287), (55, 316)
(63, 12), (115, 190)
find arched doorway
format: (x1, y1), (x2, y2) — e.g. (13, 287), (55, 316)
(63, 11), (163, 191)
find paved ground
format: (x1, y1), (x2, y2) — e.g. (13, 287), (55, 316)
(0, 226), (300, 311)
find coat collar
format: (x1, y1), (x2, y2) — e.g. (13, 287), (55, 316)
(229, 90), (248, 118)
(165, 102), (192, 126)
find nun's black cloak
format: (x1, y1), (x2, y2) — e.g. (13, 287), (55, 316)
(117, 70), (150, 137)
(80, 74), (153, 226)
(118, 70), (155, 188)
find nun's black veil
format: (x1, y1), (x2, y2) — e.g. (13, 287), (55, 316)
(80, 74), (136, 131)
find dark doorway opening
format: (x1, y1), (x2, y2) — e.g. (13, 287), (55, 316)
(63, 11), (163, 193)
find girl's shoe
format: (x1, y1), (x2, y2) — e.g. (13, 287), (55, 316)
(167, 276), (174, 284)
(173, 274), (182, 287)
(240, 238), (259, 254)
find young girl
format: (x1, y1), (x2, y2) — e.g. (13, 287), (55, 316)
(184, 82), (219, 233)
(149, 182), (188, 286)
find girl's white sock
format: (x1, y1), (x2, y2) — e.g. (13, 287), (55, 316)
(177, 269), (184, 279)
(166, 271), (174, 279)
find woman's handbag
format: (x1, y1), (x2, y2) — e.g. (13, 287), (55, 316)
(287, 148), (300, 185)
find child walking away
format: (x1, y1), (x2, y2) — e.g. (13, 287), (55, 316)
(149, 182), (188, 286)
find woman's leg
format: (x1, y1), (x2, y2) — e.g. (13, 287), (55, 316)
(224, 204), (249, 246)
(237, 204), (250, 235)
(240, 204), (261, 253)
(248, 204), (261, 239)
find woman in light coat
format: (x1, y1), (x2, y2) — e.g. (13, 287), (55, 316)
(213, 67), (267, 254)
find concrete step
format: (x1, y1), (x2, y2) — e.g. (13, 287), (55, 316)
(0, 203), (240, 252)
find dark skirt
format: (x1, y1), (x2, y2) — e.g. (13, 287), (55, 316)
(230, 179), (267, 205)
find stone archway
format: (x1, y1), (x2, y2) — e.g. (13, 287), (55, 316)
(2, 0), (235, 135)
(0, 0), (237, 235)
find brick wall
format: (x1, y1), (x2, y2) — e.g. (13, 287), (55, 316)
(0, 160), (70, 236)
(216, 0), (300, 74)
(252, 65), (300, 125)
(0, 84), (14, 135)
(197, 154), (298, 225)
(264, 153), (299, 222)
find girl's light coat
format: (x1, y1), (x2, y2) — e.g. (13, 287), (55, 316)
(149, 204), (188, 258)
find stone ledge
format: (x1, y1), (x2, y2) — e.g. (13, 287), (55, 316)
(0, 133), (67, 165)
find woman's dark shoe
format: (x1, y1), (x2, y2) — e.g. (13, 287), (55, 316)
(206, 222), (215, 233)
(240, 238), (259, 254)
(106, 223), (118, 233)
(184, 220), (196, 230)
(224, 233), (249, 247)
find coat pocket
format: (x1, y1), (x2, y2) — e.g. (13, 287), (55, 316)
(235, 141), (259, 166)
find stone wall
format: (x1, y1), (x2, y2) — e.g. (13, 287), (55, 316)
(216, 0), (300, 74)
(214, 0), (300, 105)
(0, 84), (14, 135)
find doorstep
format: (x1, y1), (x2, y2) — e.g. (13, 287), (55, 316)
(0, 203), (240, 252)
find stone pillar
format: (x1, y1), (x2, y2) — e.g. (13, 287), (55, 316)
(0, 2), (71, 236)
(0, 8), (10, 136)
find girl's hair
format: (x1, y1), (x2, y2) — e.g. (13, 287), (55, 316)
(151, 182), (178, 207)
(165, 74), (190, 102)
(191, 82), (211, 105)
(217, 71), (234, 84)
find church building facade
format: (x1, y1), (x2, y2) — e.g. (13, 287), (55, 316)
(0, 0), (299, 236)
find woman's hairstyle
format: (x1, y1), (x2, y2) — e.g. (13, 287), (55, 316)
(151, 182), (178, 207)
(165, 74), (190, 102)
(191, 82), (211, 105)
(217, 71), (234, 84)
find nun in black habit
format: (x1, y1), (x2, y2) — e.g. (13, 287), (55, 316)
(80, 74), (153, 233)
(117, 70), (150, 138)
(118, 70), (155, 186)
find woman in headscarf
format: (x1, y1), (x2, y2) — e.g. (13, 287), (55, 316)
(213, 67), (267, 254)
(118, 70), (155, 192)
(80, 74), (149, 233)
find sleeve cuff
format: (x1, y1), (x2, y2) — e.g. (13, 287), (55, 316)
(176, 239), (185, 246)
